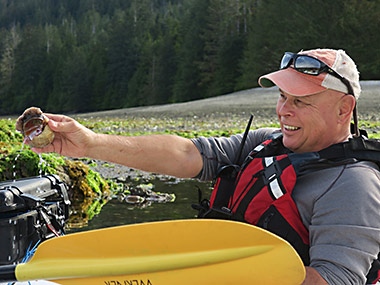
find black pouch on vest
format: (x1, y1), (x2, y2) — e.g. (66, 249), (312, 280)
(0, 174), (70, 265)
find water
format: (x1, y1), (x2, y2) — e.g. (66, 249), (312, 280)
(38, 153), (47, 177)
(68, 179), (212, 233)
(12, 138), (49, 181)
(13, 139), (26, 181)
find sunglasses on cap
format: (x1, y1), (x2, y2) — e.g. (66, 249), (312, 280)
(280, 52), (355, 98)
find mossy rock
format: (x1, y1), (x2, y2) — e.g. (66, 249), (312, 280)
(0, 149), (111, 200)
(0, 118), (113, 228)
(64, 159), (111, 200)
(62, 160), (111, 229)
(0, 149), (112, 229)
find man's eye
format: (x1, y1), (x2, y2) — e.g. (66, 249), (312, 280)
(295, 99), (310, 106)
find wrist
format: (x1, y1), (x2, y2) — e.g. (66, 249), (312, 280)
(84, 132), (104, 159)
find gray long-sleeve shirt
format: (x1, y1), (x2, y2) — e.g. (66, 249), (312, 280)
(191, 128), (380, 284)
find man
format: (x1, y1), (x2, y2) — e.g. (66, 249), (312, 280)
(31, 49), (380, 284)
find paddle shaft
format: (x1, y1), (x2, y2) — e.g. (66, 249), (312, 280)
(0, 246), (272, 282)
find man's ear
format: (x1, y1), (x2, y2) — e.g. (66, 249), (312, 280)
(338, 95), (356, 123)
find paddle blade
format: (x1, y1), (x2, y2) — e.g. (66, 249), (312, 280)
(15, 219), (305, 284)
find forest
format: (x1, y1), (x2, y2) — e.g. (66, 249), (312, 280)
(0, 0), (380, 115)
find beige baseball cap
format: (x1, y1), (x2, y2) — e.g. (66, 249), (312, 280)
(259, 49), (361, 100)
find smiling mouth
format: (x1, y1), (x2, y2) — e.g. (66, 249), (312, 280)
(283, 124), (300, 131)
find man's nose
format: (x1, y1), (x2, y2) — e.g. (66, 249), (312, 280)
(277, 99), (293, 117)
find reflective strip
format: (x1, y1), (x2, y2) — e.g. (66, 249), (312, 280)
(265, 156), (276, 181)
(265, 157), (273, 167)
(264, 156), (283, 199)
(270, 179), (283, 199)
(254, 144), (265, 152)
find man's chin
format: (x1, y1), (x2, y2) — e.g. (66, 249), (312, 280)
(282, 137), (300, 152)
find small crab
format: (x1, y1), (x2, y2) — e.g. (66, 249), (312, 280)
(15, 107), (55, 148)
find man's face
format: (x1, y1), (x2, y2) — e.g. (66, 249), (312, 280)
(276, 89), (347, 153)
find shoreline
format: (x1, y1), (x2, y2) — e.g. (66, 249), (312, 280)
(74, 80), (380, 120)
(1, 81), (379, 121)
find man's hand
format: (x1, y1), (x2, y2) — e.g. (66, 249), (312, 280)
(31, 114), (96, 158)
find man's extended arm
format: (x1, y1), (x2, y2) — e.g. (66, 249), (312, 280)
(33, 114), (203, 178)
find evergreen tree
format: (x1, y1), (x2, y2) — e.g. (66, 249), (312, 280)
(8, 25), (48, 113)
(173, 0), (209, 102)
(105, 9), (138, 109)
(0, 25), (21, 113)
(154, 26), (179, 104)
(335, 0), (380, 79)
(200, 0), (248, 96)
(128, 2), (180, 106)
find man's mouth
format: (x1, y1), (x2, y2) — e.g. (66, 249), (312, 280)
(283, 124), (300, 131)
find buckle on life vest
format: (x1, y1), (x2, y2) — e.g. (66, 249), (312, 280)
(262, 157), (280, 184)
(192, 186), (233, 219)
(217, 164), (240, 179)
(202, 206), (233, 220)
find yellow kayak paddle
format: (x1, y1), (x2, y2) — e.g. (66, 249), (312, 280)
(0, 219), (305, 284)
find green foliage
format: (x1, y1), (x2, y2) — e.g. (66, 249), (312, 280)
(87, 167), (109, 196)
(0, 147), (67, 181)
(0, 119), (23, 143)
(359, 120), (380, 139)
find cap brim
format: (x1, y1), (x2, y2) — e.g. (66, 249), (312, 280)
(258, 68), (327, 96)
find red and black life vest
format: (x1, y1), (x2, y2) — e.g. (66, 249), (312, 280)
(193, 132), (380, 284)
